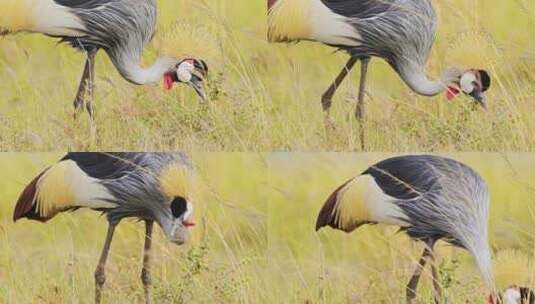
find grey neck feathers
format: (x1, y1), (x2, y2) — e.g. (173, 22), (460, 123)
(109, 51), (176, 85)
(399, 64), (462, 97)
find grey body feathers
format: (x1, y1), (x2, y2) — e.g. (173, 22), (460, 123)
(64, 152), (193, 225)
(322, 0), (436, 73)
(317, 155), (494, 286)
(363, 155), (489, 250)
(362, 155), (493, 285)
(54, 0), (157, 82)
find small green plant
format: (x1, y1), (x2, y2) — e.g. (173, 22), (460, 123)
(439, 256), (461, 303)
(207, 71), (227, 101)
(154, 243), (210, 304)
(214, 255), (253, 302)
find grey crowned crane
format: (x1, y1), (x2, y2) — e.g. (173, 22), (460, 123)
(316, 155), (494, 304)
(13, 152), (195, 304)
(268, 0), (491, 138)
(1, 0), (208, 119)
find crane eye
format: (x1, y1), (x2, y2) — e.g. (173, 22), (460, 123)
(170, 197), (187, 218)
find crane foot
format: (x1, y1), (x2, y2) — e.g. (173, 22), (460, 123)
(94, 266), (106, 304)
(323, 112), (336, 132)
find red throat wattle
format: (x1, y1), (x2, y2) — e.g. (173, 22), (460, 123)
(183, 217), (195, 228)
(446, 86), (460, 100)
(163, 72), (174, 90)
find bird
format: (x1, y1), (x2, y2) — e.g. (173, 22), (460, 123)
(268, 0), (491, 146)
(1, 0), (208, 119)
(13, 152), (196, 304)
(315, 155), (494, 304)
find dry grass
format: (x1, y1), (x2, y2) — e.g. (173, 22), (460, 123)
(0, 1), (534, 151)
(1, 153), (535, 303)
(1, 0), (535, 302)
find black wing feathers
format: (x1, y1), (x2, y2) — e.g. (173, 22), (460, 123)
(62, 152), (138, 180)
(321, 0), (393, 19)
(54, 0), (115, 9)
(362, 155), (445, 200)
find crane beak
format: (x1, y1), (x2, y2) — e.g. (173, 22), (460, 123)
(166, 219), (190, 245)
(470, 90), (487, 111)
(188, 74), (207, 101)
(182, 213), (196, 228)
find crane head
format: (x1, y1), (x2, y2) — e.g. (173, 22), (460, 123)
(487, 286), (535, 304)
(163, 58), (209, 100)
(446, 69), (491, 110)
(160, 196), (195, 245)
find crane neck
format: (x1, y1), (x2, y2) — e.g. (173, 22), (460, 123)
(109, 51), (177, 86)
(398, 64), (462, 97)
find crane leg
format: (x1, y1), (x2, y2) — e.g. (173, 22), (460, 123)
(74, 49), (97, 120)
(406, 245), (430, 304)
(356, 57), (370, 150)
(141, 220), (154, 304)
(321, 57), (357, 128)
(95, 223), (117, 304)
(426, 240), (442, 304)
(85, 49), (97, 119)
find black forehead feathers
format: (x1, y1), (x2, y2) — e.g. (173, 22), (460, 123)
(170, 196), (187, 217)
(194, 59), (209, 76)
(519, 287), (535, 302)
(170, 70), (179, 82)
(478, 70), (491, 92)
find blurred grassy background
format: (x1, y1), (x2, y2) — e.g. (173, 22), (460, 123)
(1, 1), (535, 151)
(268, 153), (535, 303)
(0, 153), (267, 303)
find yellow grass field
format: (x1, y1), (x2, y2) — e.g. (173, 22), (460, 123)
(1, 1), (534, 151)
(0, 153), (267, 303)
(1, 153), (535, 303)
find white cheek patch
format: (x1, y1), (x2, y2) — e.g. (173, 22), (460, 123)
(176, 62), (195, 83)
(502, 287), (521, 304)
(182, 202), (193, 221)
(460, 72), (477, 94)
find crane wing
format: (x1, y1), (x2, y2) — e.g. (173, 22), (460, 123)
(315, 155), (450, 233)
(362, 155), (442, 201)
(61, 152), (138, 179)
(53, 0), (119, 9)
(13, 156), (117, 222)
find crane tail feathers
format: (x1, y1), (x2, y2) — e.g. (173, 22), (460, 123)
(316, 178), (363, 233)
(267, 0), (312, 43)
(316, 175), (379, 233)
(1, 0), (35, 34)
(316, 186), (342, 231)
(1, 0), (85, 36)
(13, 158), (117, 223)
(13, 169), (49, 222)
